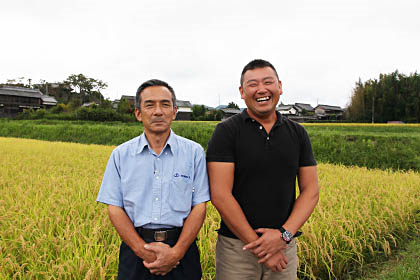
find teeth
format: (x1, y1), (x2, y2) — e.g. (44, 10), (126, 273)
(257, 96), (270, 102)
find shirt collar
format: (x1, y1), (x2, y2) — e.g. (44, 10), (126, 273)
(136, 130), (177, 155)
(240, 108), (284, 126)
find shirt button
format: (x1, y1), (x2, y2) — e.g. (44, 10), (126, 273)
(154, 218), (158, 221)
(165, 152), (168, 155)
(156, 176), (159, 179)
(157, 158), (160, 161)
(267, 137), (270, 140)
(155, 197), (159, 201)
(259, 126), (263, 130)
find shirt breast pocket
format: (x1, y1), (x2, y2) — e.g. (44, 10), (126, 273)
(170, 176), (193, 212)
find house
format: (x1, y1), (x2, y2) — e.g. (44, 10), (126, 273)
(0, 86), (57, 117)
(220, 108), (241, 120)
(277, 104), (299, 116)
(314, 104), (344, 120)
(294, 103), (315, 115)
(120, 95), (136, 106)
(175, 100), (193, 120)
(111, 99), (120, 109)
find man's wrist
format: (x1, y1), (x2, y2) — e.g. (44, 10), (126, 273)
(171, 244), (186, 261)
(279, 226), (293, 243)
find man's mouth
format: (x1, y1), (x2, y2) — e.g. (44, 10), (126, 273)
(256, 96), (270, 102)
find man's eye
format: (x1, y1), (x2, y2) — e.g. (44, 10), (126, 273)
(248, 83), (257, 87)
(265, 81), (273, 85)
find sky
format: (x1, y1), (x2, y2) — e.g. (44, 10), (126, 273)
(1, 0), (419, 109)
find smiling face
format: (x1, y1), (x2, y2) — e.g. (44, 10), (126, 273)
(239, 66), (282, 120)
(134, 86), (177, 136)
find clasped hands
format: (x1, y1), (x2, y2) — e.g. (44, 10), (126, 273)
(243, 228), (289, 272)
(140, 242), (181, 276)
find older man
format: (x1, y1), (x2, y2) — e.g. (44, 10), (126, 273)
(207, 59), (319, 279)
(97, 79), (209, 279)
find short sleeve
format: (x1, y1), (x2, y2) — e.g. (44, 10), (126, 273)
(96, 149), (124, 207)
(206, 123), (235, 162)
(191, 146), (210, 206)
(299, 127), (317, 167)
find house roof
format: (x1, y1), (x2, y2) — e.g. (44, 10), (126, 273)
(277, 104), (295, 110)
(295, 103), (314, 111)
(220, 108), (241, 114)
(315, 104), (343, 111)
(121, 95), (135, 101)
(41, 95), (58, 105)
(176, 100), (192, 108)
(0, 86), (43, 98)
(0, 86), (57, 105)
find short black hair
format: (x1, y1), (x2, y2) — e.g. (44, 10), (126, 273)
(240, 59), (279, 86)
(135, 79), (176, 110)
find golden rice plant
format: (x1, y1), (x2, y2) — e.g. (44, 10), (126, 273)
(0, 137), (419, 279)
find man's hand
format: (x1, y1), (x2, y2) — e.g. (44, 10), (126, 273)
(143, 242), (181, 276)
(138, 247), (157, 264)
(261, 250), (289, 272)
(243, 228), (287, 259)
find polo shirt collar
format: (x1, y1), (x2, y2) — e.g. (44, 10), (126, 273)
(240, 108), (284, 126)
(136, 130), (177, 155)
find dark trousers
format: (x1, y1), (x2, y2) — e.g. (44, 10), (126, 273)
(118, 239), (202, 280)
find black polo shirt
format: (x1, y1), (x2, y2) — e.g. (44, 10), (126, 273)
(206, 109), (316, 239)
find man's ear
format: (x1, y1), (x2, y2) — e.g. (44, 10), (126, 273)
(173, 106), (178, 120)
(278, 80), (283, 96)
(134, 108), (142, 122)
(239, 86), (245, 100)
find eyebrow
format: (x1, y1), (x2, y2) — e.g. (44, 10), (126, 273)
(143, 99), (172, 104)
(245, 77), (275, 84)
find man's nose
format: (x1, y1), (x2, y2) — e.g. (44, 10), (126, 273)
(256, 83), (268, 94)
(154, 105), (163, 115)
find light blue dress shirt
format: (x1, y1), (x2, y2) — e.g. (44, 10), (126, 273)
(97, 130), (210, 228)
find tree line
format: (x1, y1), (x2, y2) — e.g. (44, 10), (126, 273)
(347, 71), (420, 123)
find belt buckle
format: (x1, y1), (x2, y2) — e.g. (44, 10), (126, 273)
(154, 231), (167, 242)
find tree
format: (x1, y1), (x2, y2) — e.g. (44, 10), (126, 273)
(192, 105), (207, 120)
(65, 74), (108, 104)
(347, 71), (420, 123)
(227, 102), (240, 110)
(117, 99), (134, 114)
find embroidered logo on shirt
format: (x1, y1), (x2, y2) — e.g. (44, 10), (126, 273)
(174, 173), (190, 179)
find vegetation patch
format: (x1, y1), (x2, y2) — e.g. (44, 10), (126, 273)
(0, 120), (418, 171)
(0, 138), (419, 279)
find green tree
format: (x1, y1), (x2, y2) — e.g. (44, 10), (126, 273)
(347, 71), (420, 123)
(65, 74), (108, 104)
(227, 102), (240, 110)
(117, 99), (134, 114)
(192, 105), (207, 120)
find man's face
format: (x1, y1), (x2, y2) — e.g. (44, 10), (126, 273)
(134, 86), (177, 135)
(240, 67), (282, 119)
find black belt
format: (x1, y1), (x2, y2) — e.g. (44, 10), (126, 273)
(136, 227), (182, 242)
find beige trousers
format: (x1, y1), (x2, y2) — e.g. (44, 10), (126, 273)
(215, 234), (297, 280)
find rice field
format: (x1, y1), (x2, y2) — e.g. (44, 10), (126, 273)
(0, 137), (419, 279)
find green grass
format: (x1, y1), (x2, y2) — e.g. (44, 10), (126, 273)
(0, 119), (419, 171)
(354, 236), (420, 280)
